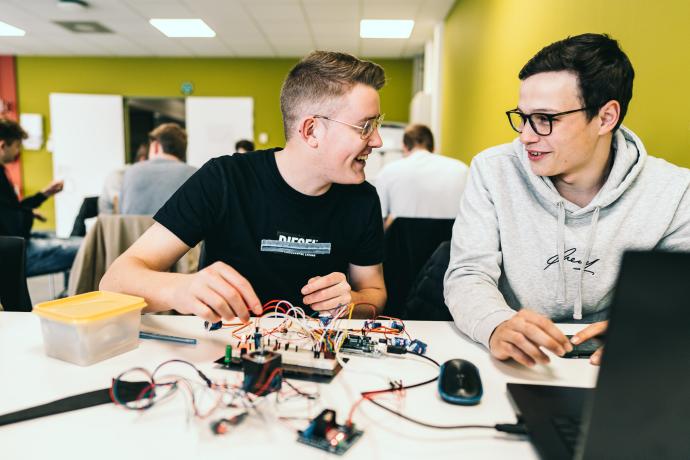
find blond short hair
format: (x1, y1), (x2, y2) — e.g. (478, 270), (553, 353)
(280, 51), (386, 140)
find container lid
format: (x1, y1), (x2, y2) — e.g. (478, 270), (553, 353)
(33, 291), (147, 324)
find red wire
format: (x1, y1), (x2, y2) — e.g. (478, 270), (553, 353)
(346, 386), (405, 425)
(251, 367), (283, 396)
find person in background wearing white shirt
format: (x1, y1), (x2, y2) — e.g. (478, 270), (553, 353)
(375, 124), (469, 230)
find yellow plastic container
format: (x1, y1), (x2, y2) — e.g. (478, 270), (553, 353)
(33, 291), (147, 366)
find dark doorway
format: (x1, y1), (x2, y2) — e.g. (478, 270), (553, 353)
(125, 97), (185, 164)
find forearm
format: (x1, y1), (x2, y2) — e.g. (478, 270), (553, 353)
(21, 192), (47, 209)
(350, 287), (386, 318)
(444, 273), (515, 348)
(100, 255), (187, 313)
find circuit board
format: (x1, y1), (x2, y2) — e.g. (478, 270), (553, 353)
(297, 409), (364, 455)
(338, 334), (385, 357)
(215, 346), (342, 383)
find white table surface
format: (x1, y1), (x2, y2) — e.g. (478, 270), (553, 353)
(0, 313), (598, 460)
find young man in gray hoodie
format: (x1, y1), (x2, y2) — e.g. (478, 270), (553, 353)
(444, 33), (690, 367)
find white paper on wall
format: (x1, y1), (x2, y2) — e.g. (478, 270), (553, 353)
(185, 97), (254, 168)
(20, 113), (44, 150)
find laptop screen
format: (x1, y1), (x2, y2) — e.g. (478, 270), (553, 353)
(577, 251), (690, 459)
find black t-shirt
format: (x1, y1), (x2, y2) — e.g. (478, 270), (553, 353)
(154, 148), (384, 311)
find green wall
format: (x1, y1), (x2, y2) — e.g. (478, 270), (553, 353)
(17, 56), (412, 229)
(441, 0), (690, 167)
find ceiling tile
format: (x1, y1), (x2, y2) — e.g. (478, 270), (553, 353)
(302, 0), (359, 22)
(362, 0), (419, 19)
(416, 0), (456, 21)
(360, 39), (406, 58)
(242, 1), (304, 23)
(310, 20), (358, 37)
(314, 37), (360, 52)
(0, 39), (31, 55)
(273, 42), (314, 57)
(0, 0), (445, 57)
(125, 1), (193, 18)
(176, 38), (235, 56)
(229, 41), (276, 57)
(82, 35), (155, 55)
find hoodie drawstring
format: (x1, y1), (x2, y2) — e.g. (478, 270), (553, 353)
(556, 201), (567, 304)
(574, 206), (600, 320)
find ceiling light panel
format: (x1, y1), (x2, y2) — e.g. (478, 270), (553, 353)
(149, 19), (216, 38)
(360, 19), (414, 39)
(0, 20), (26, 36)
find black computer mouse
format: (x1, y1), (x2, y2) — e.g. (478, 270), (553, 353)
(438, 359), (483, 405)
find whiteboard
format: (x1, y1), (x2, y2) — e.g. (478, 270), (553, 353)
(50, 93), (125, 237)
(185, 97), (254, 167)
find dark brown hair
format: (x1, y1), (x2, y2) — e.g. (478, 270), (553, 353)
(148, 123), (187, 161)
(0, 118), (28, 145)
(519, 33), (634, 131)
(403, 124), (434, 152)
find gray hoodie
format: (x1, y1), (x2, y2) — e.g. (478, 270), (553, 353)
(444, 127), (690, 348)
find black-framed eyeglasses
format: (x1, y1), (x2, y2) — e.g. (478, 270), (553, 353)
(506, 107), (589, 136)
(313, 114), (384, 139)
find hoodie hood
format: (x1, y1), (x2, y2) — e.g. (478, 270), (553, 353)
(515, 126), (647, 319)
(516, 126), (647, 215)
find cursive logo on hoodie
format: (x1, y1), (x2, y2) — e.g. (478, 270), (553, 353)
(544, 248), (600, 275)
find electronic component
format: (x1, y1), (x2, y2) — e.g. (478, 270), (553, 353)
(339, 334), (385, 357)
(297, 409), (363, 455)
(363, 320), (381, 330)
(242, 350), (282, 395)
(205, 320), (223, 331)
(253, 327), (262, 350)
(318, 313), (334, 327)
(407, 339), (427, 355)
(390, 320), (404, 332)
(385, 335), (411, 355)
(389, 337), (410, 348)
(386, 344), (407, 354)
(210, 412), (248, 435)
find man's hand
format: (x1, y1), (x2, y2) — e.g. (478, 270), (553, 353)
(301, 272), (351, 312)
(571, 320), (608, 366)
(32, 210), (47, 222)
(489, 309), (573, 367)
(169, 261), (262, 323)
(41, 180), (64, 197)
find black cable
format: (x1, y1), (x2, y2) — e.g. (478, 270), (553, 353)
(152, 359), (213, 388)
(365, 398), (494, 429)
(358, 351), (527, 435)
(364, 398), (526, 433)
(283, 379), (317, 400)
(361, 350), (439, 397)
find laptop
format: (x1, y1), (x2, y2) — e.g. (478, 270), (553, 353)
(508, 250), (690, 460)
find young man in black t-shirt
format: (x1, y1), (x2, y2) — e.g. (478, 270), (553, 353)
(101, 51), (387, 322)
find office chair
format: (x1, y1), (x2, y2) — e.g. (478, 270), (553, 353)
(68, 214), (200, 295)
(403, 241), (453, 321)
(382, 217), (455, 318)
(0, 236), (33, 311)
(70, 196), (99, 237)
